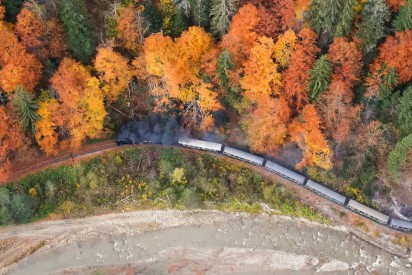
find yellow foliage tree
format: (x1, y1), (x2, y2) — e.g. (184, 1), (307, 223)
(35, 99), (60, 155)
(273, 29), (297, 67)
(94, 47), (132, 100)
(159, 0), (175, 35)
(241, 36), (282, 103)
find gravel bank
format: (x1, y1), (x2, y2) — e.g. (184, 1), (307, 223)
(1, 210), (410, 274)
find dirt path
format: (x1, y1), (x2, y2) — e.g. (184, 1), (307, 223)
(1, 210), (411, 274)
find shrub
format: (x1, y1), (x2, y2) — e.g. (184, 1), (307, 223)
(11, 194), (33, 223)
(180, 188), (201, 209)
(0, 206), (12, 225)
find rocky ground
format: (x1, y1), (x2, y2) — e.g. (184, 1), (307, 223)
(1, 210), (411, 275)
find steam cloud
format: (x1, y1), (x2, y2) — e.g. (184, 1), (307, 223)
(116, 113), (180, 145)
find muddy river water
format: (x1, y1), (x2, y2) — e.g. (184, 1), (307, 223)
(6, 212), (410, 274)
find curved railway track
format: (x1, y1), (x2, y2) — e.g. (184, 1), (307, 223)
(2, 141), (117, 184)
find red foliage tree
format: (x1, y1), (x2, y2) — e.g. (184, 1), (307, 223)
(319, 80), (361, 143)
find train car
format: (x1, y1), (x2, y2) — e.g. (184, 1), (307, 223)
(178, 137), (223, 152)
(389, 218), (412, 232)
(264, 161), (305, 185)
(223, 146), (264, 166)
(306, 180), (347, 205)
(347, 200), (390, 224)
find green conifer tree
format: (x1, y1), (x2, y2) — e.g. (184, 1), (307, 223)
(307, 0), (344, 43)
(13, 85), (39, 135)
(171, 9), (189, 37)
(357, 0), (390, 54)
(210, 0), (236, 37)
(189, 0), (211, 29)
(308, 55), (332, 102)
(1, 0), (24, 23)
(142, 2), (163, 34)
(60, 0), (95, 63)
(393, 0), (412, 31)
(217, 49), (234, 89)
(397, 86), (412, 137)
(335, 0), (357, 37)
(387, 134), (412, 177)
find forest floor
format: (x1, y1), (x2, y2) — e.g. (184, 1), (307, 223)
(1, 210), (412, 274)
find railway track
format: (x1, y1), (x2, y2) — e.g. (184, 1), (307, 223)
(3, 141), (117, 184)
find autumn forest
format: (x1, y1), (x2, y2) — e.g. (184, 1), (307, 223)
(0, 0), (411, 207)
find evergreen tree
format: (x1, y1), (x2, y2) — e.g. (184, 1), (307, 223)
(189, 0), (212, 29)
(397, 86), (412, 137)
(1, 0), (24, 23)
(387, 134), (412, 177)
(142, 1), (163, 34)
(393, 0), (412, 31)
(171, 9), (189, 37)
(358, 0), (390, 54)
(335, 0), (357, 37)
(307, 0), (344, 44)
(210, 0), (236, 37)
(217, 49), (234, 89)
(308, 55), (332, 102)
(376, 67), (399, 123)
(13, 86), (39, 135)
(60, 0), (95, 63)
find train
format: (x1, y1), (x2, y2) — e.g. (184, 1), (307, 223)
(177, 137), (412, 233)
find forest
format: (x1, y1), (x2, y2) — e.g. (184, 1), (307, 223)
(0, 0), (411, 209)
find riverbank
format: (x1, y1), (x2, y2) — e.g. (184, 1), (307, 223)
(1, 210), (411, 274)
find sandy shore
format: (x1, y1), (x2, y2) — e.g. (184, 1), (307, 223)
(1, 210), (411, 274)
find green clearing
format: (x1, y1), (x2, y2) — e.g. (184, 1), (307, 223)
(0, 146), (329, 225)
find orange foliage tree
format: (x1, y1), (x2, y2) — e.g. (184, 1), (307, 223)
(289, 104), (333, 170)
(15, 8), (47, 61)
(94, 47), (132, 101)
(282, 28), (319, 110)
(386, 0), (405, 11)
(0, 27), (42, 93)
(243, 95), (291, 153)
(240, 36), (282, 103)
(220, 4), (259, 70)
(44, 17), (66, 59)
(250, 0), (299, 39)
(117, 4), (146, 52)
(15, 8), (66, 62)
(0, 105), (26, 168)
(328, 37), (363, 90)
(36, 58), (106, 155)
(366, 30), (412, 97)
(143, 27), (221, 130)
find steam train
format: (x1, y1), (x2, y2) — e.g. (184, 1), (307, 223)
(177, 137), (412, 233)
